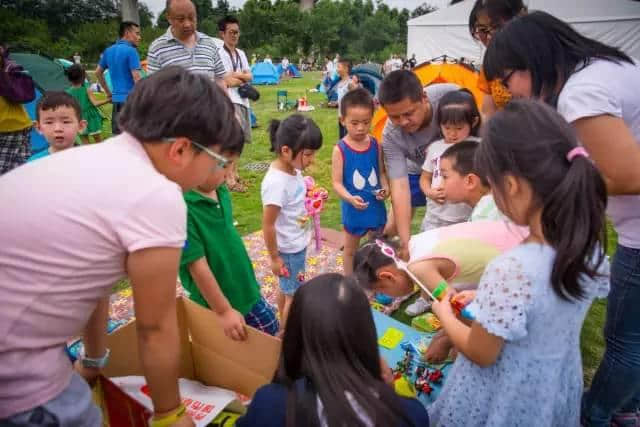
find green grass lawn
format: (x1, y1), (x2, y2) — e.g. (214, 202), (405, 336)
(99, 71), (608, 385)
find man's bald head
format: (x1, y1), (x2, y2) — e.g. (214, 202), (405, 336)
(166, 0), (197, 41)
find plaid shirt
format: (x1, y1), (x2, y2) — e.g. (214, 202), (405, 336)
(147, 28), (226, 80)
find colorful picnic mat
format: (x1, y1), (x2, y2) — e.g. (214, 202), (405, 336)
(108, 229), (412, 328)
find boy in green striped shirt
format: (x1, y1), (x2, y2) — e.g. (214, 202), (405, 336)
(179, 148), (279, 340)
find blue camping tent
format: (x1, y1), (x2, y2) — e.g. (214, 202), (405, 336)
(10, 52), (70, 156)
(276, 63), (302, 78)
(288, 64), (302, 78)
(326, 64), (383, 102)
(251, 62), (279, 85)
(23, 89), (48, 155)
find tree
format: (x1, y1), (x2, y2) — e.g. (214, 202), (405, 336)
(411, 2), (438, 18)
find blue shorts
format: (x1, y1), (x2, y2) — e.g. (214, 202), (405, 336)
(244, 297), (279, 336)
(408, 174), (427, 207)
(344, 224), (385, 237)
(279, 248), (307, 296)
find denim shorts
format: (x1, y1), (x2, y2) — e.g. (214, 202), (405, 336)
(279, 248), (307, 296)
(2, 372), (102, 426)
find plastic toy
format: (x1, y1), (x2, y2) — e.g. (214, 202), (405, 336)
(411, 312), (441, 333)
(375, 293), (393, 305)
(304, 176), (329, 251)
(378, 327), (405, 349)
(428, 369), (443, 384)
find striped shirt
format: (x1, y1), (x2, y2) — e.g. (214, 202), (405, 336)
(147, 28), (226, 79)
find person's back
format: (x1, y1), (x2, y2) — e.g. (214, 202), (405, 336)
(99, 39), (139, 103)
(237, 274), (429, 427)
(0, 133), (185, 419)
(0, 67), (243, 425)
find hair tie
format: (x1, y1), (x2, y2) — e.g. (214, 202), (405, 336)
(567, 147), (589, 162)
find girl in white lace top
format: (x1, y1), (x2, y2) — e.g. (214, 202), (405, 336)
(429, 100), (610, 427)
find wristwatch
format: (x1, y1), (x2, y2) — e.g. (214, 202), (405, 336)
(80, 348), (111, 369)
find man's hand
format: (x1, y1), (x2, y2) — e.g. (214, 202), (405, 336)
(397, 243), (410, 262)
(220, 308), (248, 341)
(73, 360), (101, 386)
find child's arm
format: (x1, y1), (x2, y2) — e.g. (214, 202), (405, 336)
(420, 170), (445, 204)
(262, 204), (288, 277)
(188, 257), (247, 341)
(432, 297), (504, 367)
(87, 87), (110, 107)
(331, 145), (368, 210)
(376, 141), (390, 201)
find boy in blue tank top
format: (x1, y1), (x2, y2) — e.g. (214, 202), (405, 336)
(331, 88), (389, 275)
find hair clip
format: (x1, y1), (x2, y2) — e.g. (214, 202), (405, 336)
(566, 146), (589, 162)
(374, 240), (435, 300)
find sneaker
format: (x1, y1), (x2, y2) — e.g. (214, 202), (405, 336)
(405, 296), (431, 316)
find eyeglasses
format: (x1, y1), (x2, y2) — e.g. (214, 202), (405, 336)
(227, 30), (240, 36)
(163, 137), (230, 169)
(473, 25), (498, 40)
(500, 69), (516, 88)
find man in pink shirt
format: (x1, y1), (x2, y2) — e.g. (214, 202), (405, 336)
(0, 66), (243, 426)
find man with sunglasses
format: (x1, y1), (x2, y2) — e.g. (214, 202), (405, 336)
(0, 67), (242, 427)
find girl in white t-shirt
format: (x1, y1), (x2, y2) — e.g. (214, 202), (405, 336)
(484, 11), (640, 425)
(261, 114), (323, 330)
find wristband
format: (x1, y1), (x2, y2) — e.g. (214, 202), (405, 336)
(80, 348), (110, 369)
(432, 280), (449, 300)
(149, 403), (187, 427)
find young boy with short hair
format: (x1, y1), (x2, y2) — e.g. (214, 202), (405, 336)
(29, 91), (86, 161)
(439, 139), (504, 221)
(179, 151), (279, 340)
(335, 57), (358, 138)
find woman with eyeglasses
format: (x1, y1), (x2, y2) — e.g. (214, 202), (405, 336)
(468, 0), (527, 118)
(483, 11), (640, 427)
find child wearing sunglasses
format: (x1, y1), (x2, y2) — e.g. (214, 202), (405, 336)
(178, 138), (279, 341)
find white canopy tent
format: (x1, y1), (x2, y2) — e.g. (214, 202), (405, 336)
(407, 0), (640, 64)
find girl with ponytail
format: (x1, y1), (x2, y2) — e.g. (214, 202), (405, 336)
(428, 99), (609, 427)
(261, 114), (323, 329)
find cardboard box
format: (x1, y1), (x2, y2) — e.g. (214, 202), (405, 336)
(97, 297), (281, 426)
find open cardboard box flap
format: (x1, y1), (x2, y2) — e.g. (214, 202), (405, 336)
(99, 297), (281, 424)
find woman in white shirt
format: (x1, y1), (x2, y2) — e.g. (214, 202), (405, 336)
(483, 11), (640, 427)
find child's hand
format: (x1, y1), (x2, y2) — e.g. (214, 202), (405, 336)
(452, 290), (476, 308)
(375, 187), (390, 201)
(427, 187), (446, 204)
(431, 290), (456, 319)
(350, 195), (369, 210)
(220, 308), (248, 341)
(379, 357), (394, 386)
(271, 257), (290, 278)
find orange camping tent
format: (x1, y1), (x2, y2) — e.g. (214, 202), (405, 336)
(371, 60), (481, 141)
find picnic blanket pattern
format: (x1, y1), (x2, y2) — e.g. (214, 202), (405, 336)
(107, 230), (411, 328)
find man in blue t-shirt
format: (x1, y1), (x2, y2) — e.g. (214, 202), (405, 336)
(95, 21), (142, 135)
